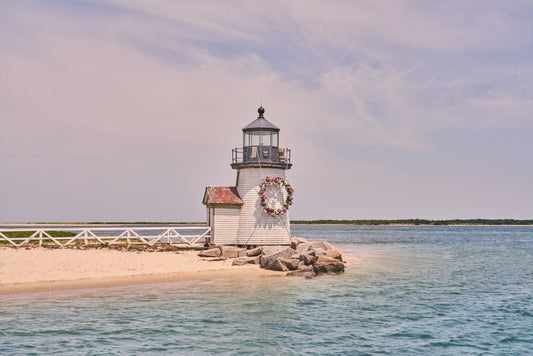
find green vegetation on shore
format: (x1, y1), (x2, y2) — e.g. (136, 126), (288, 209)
(290, 219), (533, 226)
(2, 220), (532, 227)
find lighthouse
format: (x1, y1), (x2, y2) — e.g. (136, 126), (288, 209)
(203, 106), (293, 246)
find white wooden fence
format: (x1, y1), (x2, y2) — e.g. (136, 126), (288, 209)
(0, 226), (211, 248)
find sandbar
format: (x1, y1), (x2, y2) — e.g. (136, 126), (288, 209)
(0, 248), (283, 295)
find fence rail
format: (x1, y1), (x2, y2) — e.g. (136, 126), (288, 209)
(0, 226), (211, 248)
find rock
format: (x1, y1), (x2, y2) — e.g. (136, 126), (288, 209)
(299, 265), (315, 272)
(314, 255), (345, 274)
(279, 258), (300, 271)
(286, 265), (315, 277)
(219, 246), (241, 258)
(246, 247), (262, 257)
(290, 237), (308, 249)
(322, 243), (342, 260)
(268, 259), (289, 271)
(286, 265), (316, 277)
(316, 255), (339, 263)
(228, 239), (346, 276)
(260, 245), (288, 256)
(232, 258), (248, 266)
(260, 256), (267, 268)
(296, 241), (342, 260)
(314, 262), (344, 274)
(246, 256), (261, 265)
(300, 250), (316, 266)
(296, 242), (314, 253)
(260, 247), (295, 269)
(263, 256), (300, 271)
(312, 248), (327, 257)
(198, 248), (221, 258)
(296, 241), (329, 252)
(286, 270), (316, 278)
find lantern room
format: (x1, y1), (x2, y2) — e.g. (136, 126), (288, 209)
(231, 106), (292, 169)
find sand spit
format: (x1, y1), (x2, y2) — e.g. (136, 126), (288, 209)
(0, 248), (284, 295)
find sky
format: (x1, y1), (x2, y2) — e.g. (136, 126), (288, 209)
(1, 0), (532, 222)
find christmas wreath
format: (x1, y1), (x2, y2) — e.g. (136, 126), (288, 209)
(259, 176), (294, 216)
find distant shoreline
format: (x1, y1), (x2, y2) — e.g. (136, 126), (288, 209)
(1, 219), (532, 227)
(291, 219), (533, 226)
(291, 223), (533, 227)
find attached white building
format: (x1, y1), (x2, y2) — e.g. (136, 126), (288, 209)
(203, 106), (293, 246)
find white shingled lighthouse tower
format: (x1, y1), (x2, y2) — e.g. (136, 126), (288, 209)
(203, 106), (293, 246)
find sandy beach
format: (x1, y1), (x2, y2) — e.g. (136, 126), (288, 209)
(0, 248), (283, 295)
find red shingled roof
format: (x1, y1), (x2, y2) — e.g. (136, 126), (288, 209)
(203, 186), (243, 206)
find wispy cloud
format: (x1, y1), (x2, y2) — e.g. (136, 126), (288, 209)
(1, 0), (532, 220)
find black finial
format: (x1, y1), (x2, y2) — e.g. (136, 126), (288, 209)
(258, 106), (265, 117)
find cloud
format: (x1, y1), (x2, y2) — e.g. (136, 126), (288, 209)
(0, 0), (532, 221)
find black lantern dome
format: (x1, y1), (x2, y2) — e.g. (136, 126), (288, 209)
(242, 106), (279, 132)
(231, 107), (292, 169)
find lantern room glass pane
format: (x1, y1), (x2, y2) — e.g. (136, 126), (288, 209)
(251, 133), (260, 146)
(262, 132), (271, 146)
(272, 133), (278, 147)
(243, 133), (251, 147)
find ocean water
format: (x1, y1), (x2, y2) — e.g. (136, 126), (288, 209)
(1, 225), (532, 355)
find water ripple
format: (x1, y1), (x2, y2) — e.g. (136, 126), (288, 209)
(1, 225), (532, 355)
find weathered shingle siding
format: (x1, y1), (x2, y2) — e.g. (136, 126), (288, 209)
(212, 207), (241, 245)
(235, 168), (291, 245)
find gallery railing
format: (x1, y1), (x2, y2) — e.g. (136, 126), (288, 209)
(232, 146), (291, 165)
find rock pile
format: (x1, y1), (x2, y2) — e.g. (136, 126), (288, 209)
(198, 237), (345, 277)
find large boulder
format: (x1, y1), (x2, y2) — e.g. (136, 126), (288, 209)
(297, 260), (306, 270)
(290, 237), (308, 249)
(313, 255), (345, 274)
(296, 241), (342, 260)
(299, 250), (317, 266)
(246, 256), (261, 265)
(232, 256), (262, 266)
(260, 247), (295, 269)
(286, 265), (316, 278)
(246, 247), (262, 257)
(232, 258), (249, 266)
(267, 259), (289, 271)
(219, 246), (246, 258)
(278, 257), (300, 271)
(323, 243), (343, 260)
(198, 248), (221, 258)
(260, 245), (289, 256)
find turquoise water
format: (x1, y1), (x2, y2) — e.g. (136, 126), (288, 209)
(1, 225), (532, 355)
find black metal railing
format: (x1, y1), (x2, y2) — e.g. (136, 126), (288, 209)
(232, 146), (291, 166)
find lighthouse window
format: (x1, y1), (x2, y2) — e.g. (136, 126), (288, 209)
(262, 132), (271, 146)
(250, 133), (260, 146)
(272, 133), (278, 147)
(244, 133), (251, 146)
